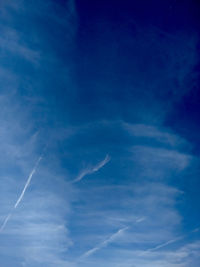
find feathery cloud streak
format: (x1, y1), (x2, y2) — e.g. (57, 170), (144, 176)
(73, 154), (110, 183)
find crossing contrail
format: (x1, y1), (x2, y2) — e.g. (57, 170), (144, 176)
(0, 155), (43, 232)
(80, 226), (128, 259)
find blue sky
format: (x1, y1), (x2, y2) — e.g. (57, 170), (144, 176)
(0, 0), (200, 266)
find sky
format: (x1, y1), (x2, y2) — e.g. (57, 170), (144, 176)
(0, 0), (199, 266)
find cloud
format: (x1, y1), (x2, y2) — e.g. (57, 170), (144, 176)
(79, 240), (200, 267)
(0, 0), (199, 266)
(123, 122), (188, 148)
(0, 30), (40, 64)
(131, 145), (191, 179)
(56, 120), (199, 266)
(0, 2), (78, 265)
(141, 226), (200, 255)
(0, 163), (75, 266)
(73, 154), (110, 183)
(137, 240), (200, 267)
(67, 179), (183, 265)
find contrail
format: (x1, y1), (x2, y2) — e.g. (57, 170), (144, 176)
(14, 156), (42, 208)
(147, 236), (182, 252)
(73, 154), (110, 183)
(0, 155), (43, 232)
(139, 236), (183, 256)
(80, 226), (128, 259)
(0, 213), (12, 232)
(140, 226), (200, 256)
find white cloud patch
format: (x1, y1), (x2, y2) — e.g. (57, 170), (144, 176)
(123, 122), (188, 148)
(131, 145), (191, 180)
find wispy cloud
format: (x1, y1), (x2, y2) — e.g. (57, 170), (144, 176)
(123, 122), (188, 148)
(0, 0), (77, 265)
(80, 226), (128, 259)
(135, 217), (146, 223)
(73, 154), (110, 183)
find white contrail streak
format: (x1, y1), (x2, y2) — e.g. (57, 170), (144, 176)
(140, 236), (183, 256)
(0, 213), (12, 232)
(140, 226), (200, 256)
(14, 156), (42, 208)
(147, 236), (182, 252)
(80, 226), (128, 259)
(73, 154), (110, 183)
(0, 155), (43, 232)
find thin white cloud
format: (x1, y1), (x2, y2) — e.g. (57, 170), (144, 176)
(80, 226), (128, 259)
(192, 227), (200, 233)
(0, 155), (42, 232)
(132, 145), (190, 173)
(135, 217), (146, 223)
(123, 122), (186, 147)
(73, 154), (110, 183)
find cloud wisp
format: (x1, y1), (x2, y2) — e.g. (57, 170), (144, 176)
(0, 155), (43, 232)
(73, 154), (110, 183)
(80, 226), (128, 259)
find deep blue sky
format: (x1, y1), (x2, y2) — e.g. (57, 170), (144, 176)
(0, 0), (200, 266)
